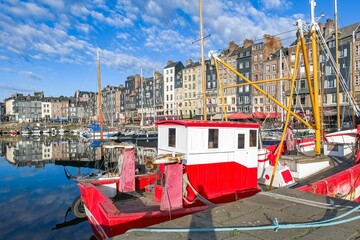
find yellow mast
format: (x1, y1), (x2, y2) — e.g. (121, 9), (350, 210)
(310, 0), (322, 155)
(97, 51), (104, 158)
(199, 0), (207, 120)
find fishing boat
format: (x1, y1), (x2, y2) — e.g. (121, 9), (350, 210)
(78, 120), (286, 238)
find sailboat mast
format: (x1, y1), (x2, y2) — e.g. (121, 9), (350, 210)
(97, 51), (104, 157)
(310, 0), (321, 156)
(199, 0), (207, 120)
(140, 68), (144, 127)
(335, 0), (341, 130)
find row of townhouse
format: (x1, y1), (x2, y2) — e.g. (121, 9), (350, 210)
(3, 91), (97, 123)
(163, 19), (360, 122)
(1, 19), (359, 125)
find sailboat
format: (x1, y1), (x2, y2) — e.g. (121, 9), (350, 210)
(77, 1), (360, 238)
(82, 52), (118, 141)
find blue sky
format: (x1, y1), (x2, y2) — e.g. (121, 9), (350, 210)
(0, 0), (359, 101)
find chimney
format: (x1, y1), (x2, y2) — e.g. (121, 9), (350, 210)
(325, 19), (335, 38)
(186, 59), (193, 66)
(167, 60), (174, 66)
(243, 39), (254, 48)
(228, 41), (238, 52)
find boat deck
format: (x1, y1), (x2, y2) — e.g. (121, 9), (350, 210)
(116, 188), (360, 240)
(285, 152), (354, 188)
(112, 191), (161, 213)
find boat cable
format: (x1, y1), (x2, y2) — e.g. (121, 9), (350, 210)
(182, 173), (216, 207)
(314, 23), (360, 116)
(259, 191), (355, 210)
(126, 204), (360, 234)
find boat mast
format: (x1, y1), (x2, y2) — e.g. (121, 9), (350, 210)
(140, 68), (144, 127)
(335, 0), (341, 131)
(199, 0), (207, 120)
(310, 0), (322, 155)
(97, 51), (104, 157)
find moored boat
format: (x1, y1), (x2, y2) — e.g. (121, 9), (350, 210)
(78, 120), (268, 238)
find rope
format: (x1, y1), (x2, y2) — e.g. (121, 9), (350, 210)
(182, 173), (216, 207)
(126, 204), (360, 234)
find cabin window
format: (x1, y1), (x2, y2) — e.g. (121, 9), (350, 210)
(208, 129), (218, 149)
(237, 134), (245, 149)
(168, 128), (176, 147)
(249, 130), (257, 147)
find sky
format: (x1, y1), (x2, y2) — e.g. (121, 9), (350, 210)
(0, 0), (359, 101)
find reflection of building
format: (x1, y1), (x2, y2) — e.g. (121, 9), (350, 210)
(1, 139), (102, 167)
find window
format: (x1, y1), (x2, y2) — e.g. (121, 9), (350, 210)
(208, 129), (218, 148)
(301, 96), (305, 104)
(300, 80), (306, 89)
(332, 93), (336, 103)
(291, 53), (295, 62)
(238, 134), (245, 149)
(168, 128), (176, 147)
(249, 130), (257, 147)
(245, 85), (249, 92)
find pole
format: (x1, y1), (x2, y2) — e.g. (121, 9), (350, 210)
(280, 49), (284, 122)
(310, 0), (321, 156)
(335, 0), (341, 131)
(199, 0), (207, 120)
(140, 68), (144, 127)
(97, 51), (104, 158)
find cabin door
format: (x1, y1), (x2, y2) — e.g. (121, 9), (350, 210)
(234, 129), (258, 168)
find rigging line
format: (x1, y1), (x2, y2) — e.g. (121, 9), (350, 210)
(315, 24), (360, 116)
(149, 0), (188, 67)
(251, 28), (298, 43)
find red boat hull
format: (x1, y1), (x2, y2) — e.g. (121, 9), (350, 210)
(296, 163), (360, 202)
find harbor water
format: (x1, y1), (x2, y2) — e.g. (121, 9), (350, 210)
(0, 135), (158, 240)
(0, 136), (97, 239)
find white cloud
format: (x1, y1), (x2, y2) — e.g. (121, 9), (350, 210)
(20, 71), (42, 80)
(40, 0), (65, 9)
(261, 0), (292, 10)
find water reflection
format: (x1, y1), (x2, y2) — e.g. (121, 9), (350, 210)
(0, 136), (157, 240)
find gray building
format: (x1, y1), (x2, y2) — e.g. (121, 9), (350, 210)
(237, 43), (253, 113)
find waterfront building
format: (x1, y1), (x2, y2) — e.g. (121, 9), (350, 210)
(0, 102), (4, 121)
(236, 40), (253, 114)
(163, 60), (184, 116)
(41, 97), (52, 122)
(102, 85), (121, 127)
(251, 35), (282, 114)
(124, 75), (141, 123)
(178, 59), (201, 118)
(51, 97), (69, 122)
(153, 71), (164, 117)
